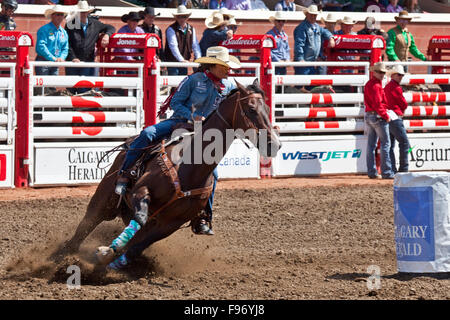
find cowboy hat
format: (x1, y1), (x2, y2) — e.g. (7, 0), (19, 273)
(205, 12), (228, 29)
(75, 1), (95, 13)
(394, 10), (416, 21)
(228, 17), (242, 26)
(216, 7), (234, 20)
(388, 65), (407, 76)
(339, 16), (356, 25)
(44, 4), (68, 19)
(303, 4), (321, 15)
(321, 13), (338, 24)
(269, 11), (288, 24)
(369, 62), (388, 73)
(121, 11), (143, 23)
(195, 46), (241, 69)
(139, 6), (160, 18)
(172, 5), (192, 18)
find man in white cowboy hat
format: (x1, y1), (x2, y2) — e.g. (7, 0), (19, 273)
(321, 13), (338, 34)
(384, 64), (410, 173)
(35, 4), (69, 77)
(294, 4), (335, 77)
(386, 10), (426, 63)
(199, 12), (232, 57)
(164, 5), (201, 75)
(65, 1), (115, 93)
(364, 62), (395, 179)
(336, 16), (357, 35)
(110, 47), (240, 257)
(267, 11), (290, 75)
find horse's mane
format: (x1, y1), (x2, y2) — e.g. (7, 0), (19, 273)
(203, 82), (263, 124)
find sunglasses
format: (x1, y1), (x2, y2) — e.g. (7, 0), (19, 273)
(276, 20), (286, 23)
(54, 13), (66, 17)
(375, 70), (386, 74)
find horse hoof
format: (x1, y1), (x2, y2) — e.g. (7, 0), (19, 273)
(95, 246), (115, 265)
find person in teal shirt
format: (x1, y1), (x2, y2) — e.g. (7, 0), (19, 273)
(35, 5), (69, 76)
(385, 11), (426, 63)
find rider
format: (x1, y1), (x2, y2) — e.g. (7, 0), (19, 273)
(0, 0), (17, 31)
(114, 46), (240, 243)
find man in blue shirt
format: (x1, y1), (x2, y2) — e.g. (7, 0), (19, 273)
(35, 5), (69, 77)
(267, 11), (290, 75)
(293, 5), (334, 76)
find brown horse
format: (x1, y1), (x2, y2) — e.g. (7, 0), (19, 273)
(55, 80), (281, 268)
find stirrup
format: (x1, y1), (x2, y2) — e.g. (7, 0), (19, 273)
(115, 174), (130, 196)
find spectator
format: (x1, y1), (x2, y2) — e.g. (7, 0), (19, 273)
(357, 16), (388, 42)
(139, 6), (164, 60)
(200, 12), (232, 56)
(294, 5), (335, 76)
(214, 7), (234, 23)
(385, 65), (410, 173)
(35, 5), (69, 77)
(386, 11), (426, 64)
(65, 1), (115, 93)
(208, 0), (224, 9)
(364, 62), (394, 179)
(0, 0), (17, 31)
(223, 0), (251, 10)
(164, 5), (201, 76)
(402, 0), (422, 13)
(228, 17), (241, 34)
(336, 16), (357, 35)
(321, 13), (338, 34)
(267, 11), (290, 75)
(274, 0), (295, 11)
(322, 0), (354, 11)
(363, 0), (386, 12)
(386, 0), (403, 12)
(115, 11), (145, 61)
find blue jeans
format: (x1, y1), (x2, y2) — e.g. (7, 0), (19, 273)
(35, 56), (59, 76)
(205, 168), (218, 222)
(121, 118), (184, 171)
(365, 113), (394, 178)
(389, 118), (410, 173)
(167, 67), (188, 76)
(65, 66), (96, 94)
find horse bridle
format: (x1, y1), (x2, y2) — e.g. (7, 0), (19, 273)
(215, 91), (263, 131)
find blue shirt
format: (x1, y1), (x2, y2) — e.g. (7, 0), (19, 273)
(115, 25), (145, 61)
(200, 28), (229, 57)
(170, 72), (236, 120)
(274, 0), (295, 11)
(166, 24), (201, 62)
(294, 20), (332, 62)
(266, 27), (290, 62)
(36, 22), (69, 61)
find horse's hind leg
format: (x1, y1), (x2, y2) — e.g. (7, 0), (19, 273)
(51, 169), (121, 261)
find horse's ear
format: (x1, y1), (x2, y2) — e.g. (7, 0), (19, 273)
(252, 78), (260, 88)
(234, 80), (247, 92)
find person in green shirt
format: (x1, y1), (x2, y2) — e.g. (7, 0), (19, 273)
(386, 10), (426, 62)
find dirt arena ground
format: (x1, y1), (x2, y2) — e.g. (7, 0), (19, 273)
(0, 175), (449, 300)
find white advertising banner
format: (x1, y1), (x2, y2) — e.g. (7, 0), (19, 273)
(273, 136), (368, 176)
(33, 142), (121, 186)
(216, 139), (260, 179)
(0, 147), (14, 188)
(406, 134), (450, 172)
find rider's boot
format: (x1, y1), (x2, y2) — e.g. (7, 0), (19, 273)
(192, 218), (214, 236)
(115, 170), (130, 196)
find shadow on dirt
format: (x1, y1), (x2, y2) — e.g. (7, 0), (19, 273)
(327, 272), (450, 282)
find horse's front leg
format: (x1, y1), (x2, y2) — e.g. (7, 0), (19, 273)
(95, 186), (151, 265)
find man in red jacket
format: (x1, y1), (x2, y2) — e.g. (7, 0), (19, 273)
(364, 62), (394, 179)
(385, 65), (410, 173)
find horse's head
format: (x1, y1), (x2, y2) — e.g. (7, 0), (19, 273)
(230, 79), (281, 158)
